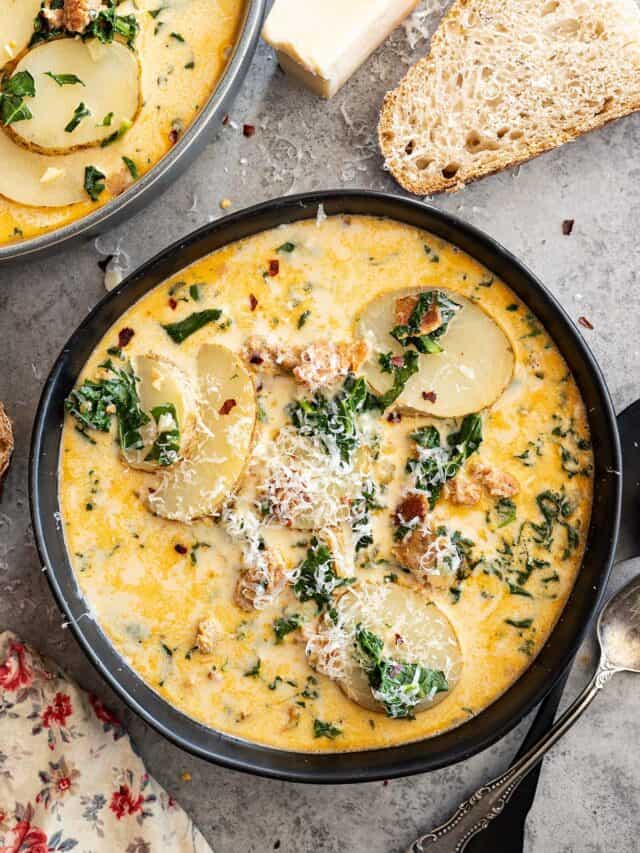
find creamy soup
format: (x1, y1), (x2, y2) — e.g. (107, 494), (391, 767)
(0, 0), (245, 245)
(59, 215), (593, 752)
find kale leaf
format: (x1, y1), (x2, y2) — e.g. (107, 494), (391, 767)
(162, 309), (222, 343)
(273, 614), (301, 644)
(289, 374), (370, 465)
(292, 537), (354, 611)
(355, 624), (448, 719)
(376, 349), (420, 409)
(406, 414), (482, 508)
(390, 290), (460, 354)
(64, 359), (149, 451)
(144, 403), (180, 466)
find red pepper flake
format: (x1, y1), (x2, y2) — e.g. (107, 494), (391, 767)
(562, 219), (574, 235)
(387, 411), (402, 424)
(394, 493), (426, 525)
(169, 128), (179, 145)
(222, 114), (230, 125)
(174, 544), (187, 555)
(168, 297), (178, 310)
(394, 633), (405, 645)
(421, 390), (437, 403)
(118, 327), (135, 348)
(243, 123), (255, 137)
(249, 293), (258, 311)
(268, 259), (279, 277)
(383, 780), (389, 787)
(219, 398), (237, 415)
(578, 315), (594, 330)
(250, 353), (264, 365)
(390, 355), (405, 368)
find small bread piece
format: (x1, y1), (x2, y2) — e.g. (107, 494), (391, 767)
(0, 404), (14, 485)
(379, 0), (640, 194)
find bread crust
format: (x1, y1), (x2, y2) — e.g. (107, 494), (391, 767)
(0, 403), (14, 486)
(379, 0), (640, 194)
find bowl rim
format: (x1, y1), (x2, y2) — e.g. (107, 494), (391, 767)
(0, 0), (266, 264)
(29, 190), (622, 782)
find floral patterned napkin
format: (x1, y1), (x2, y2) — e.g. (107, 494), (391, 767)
(0, 631), (212, 853)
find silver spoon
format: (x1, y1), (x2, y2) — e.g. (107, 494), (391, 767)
(406, 573), (640, 853)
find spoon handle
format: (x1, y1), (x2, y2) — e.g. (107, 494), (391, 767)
(406, 664), (617, 853)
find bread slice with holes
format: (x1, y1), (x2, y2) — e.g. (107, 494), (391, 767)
(379, 0), (640, 194)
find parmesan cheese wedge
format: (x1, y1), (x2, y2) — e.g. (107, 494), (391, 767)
(262, 0), (420, 98)
(357, 287), (515, 417)
(307, 582), (462, 714)
(148, 344), (256, 522)
(9, 38), (140, 155)
(0, 0), (43, 63)
(122, 354), (196, 471)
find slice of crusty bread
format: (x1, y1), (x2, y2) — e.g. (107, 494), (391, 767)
(379, 0), (640, 194)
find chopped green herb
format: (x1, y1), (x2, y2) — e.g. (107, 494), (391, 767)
(277, 241), (296, 253)
(477, 275), (494, 288)
(162, 309), (222, 343)
(508, 582), (533, 598)
(292, 537), (354, 611)
(44, 71), (85, 86)
(100, 119), (132, 147)
(170, 31), (185, 41)
(161, 642), (173, 657)
(244, 659), (261, 677)
(65, 101), (90, 133)
(84, 165), (105, 201)
(98, 112), (114, 127)
(297, 310), (311, 328)
(495, 497), (517, 528)
(189, 284), (200, 301)
(144, 403), (180, 466)
(505, 618), (533, 629)
(313, 719), (342, 739)
(273, 614), (301, 644)
(122, 156), (138, 179)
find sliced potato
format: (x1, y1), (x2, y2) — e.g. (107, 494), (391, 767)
(309, 582), (462, 715)
(0, 0), (43, 64)
(121, 354), (196, 471)
(0, 127), (89, 205)
(357, 288), (515, 417)
(9, 38), (140, 154)
(148, 344), (256, 522)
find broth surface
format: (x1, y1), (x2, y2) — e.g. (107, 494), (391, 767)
(59, 215), (593, 752)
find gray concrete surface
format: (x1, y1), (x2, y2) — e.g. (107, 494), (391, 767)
(1, 7), (640, 852)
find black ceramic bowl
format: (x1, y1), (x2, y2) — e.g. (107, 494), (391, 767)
(0, 0), (265, 265)
(30, 191), (622, 782)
